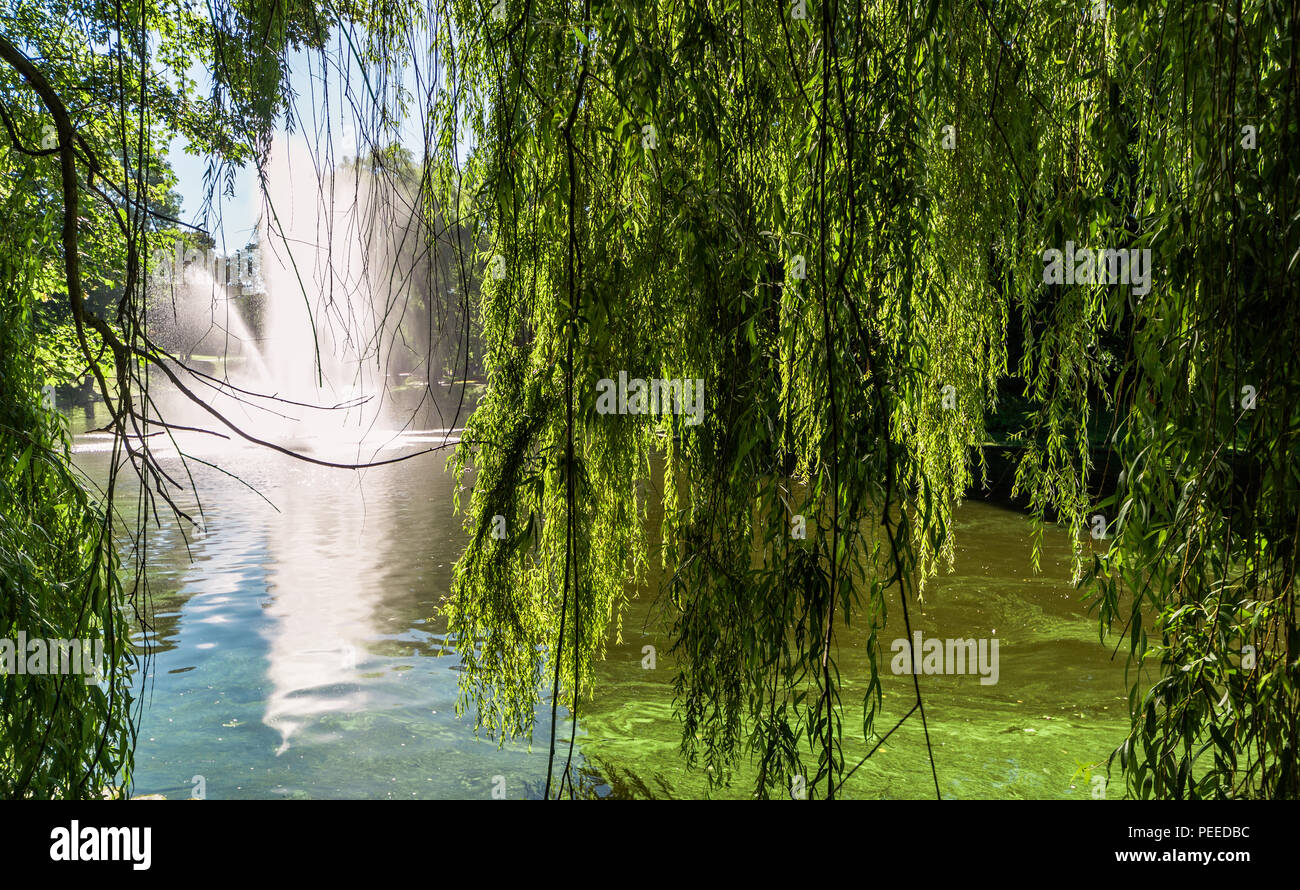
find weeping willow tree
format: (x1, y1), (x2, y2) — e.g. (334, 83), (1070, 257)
(0, 249), (137, 799)
(2, 0), (1295, 799)
(440, 0), (1299, 800)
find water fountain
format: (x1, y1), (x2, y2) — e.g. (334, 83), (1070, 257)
(255, 137), (390, 454)
(144, 134), (460, 463)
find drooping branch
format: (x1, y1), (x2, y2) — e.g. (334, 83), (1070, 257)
(0, 34), (123, 425)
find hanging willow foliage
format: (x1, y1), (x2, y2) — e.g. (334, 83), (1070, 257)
(438, 0), (1299, 800)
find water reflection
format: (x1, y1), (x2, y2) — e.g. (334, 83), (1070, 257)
(71, 425), (565, 799)
(70, 413), (1136, 799)
(260, 462), (382, 753)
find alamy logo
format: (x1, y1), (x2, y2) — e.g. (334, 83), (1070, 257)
(1042, 242), (1151, 296)
(890, 632), (1000, 685)
(150, 240), (263, 293)
(0, 632), (105, 684)
(595, 372), (705, 426)
(50, 821), (151, 870)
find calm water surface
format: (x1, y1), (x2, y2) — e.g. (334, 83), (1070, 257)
(71, 419), (1136, 799)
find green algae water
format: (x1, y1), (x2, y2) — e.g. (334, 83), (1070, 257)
(72, 422), (1135, 799)
(580, 498), (1141, 799)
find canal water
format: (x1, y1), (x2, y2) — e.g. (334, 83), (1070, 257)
(70, 418), (1138, 799)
